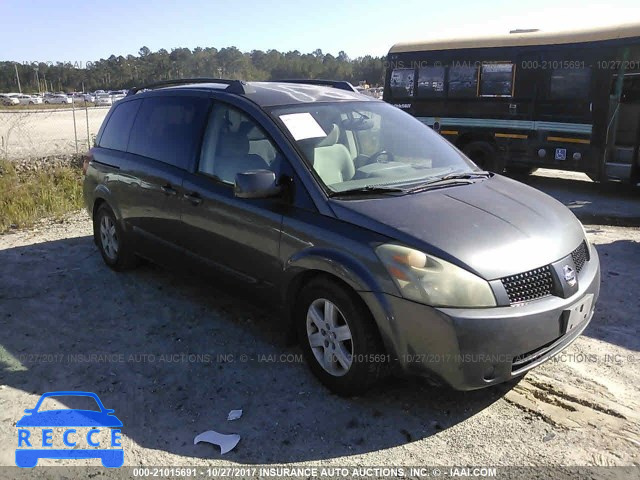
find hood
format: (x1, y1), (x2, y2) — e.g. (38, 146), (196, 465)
(329, 175), (584, 280)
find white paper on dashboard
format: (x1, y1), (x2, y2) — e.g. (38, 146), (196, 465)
(279, 113), (326, 140)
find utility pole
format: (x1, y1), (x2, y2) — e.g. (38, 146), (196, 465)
(14, 63), (22, 93)
(34, 67), (40, 94)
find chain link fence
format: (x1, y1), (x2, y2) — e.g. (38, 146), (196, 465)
(0, 105), (109, 164)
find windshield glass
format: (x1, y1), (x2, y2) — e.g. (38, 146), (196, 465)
(271, 101), (479, 193)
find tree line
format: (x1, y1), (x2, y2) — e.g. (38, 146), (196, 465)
(0, 46), (386, 93)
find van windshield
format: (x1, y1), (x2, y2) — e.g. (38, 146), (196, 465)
(271, 101), (479, 193)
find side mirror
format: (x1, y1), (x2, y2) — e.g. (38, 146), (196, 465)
(234, 170), (282, 199)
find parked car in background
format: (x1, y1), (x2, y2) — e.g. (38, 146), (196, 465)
(84, 78), (601, 396)
(68, 93), (86, 103)
(95, 94), (113, 106)
(0, 94), (20, 106)
(16, 94), (43, 105)
(44, 94), (72, 104)
(367, 87), (383, 99)
(84, 93), (96, 103)
(107, 90), (127, 104)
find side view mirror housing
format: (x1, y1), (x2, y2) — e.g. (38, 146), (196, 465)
(234, 170), (282, 199)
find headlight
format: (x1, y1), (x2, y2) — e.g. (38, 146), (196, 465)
(375, 244), (496, 308)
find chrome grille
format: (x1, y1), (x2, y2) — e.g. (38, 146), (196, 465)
(501, 265), (554, 304)
(571, 241), (589, 273)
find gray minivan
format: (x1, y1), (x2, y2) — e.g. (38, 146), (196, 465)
(83, 79), (600, 396)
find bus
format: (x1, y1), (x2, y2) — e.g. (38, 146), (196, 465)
(384, 23), (640, 184)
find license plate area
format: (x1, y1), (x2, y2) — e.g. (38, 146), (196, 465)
(561, 294), (594, 334)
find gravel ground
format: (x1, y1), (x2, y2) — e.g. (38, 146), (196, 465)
(0, 212), (638, 471)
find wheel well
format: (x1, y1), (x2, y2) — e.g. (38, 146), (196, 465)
(91, 198), (107, 242)
(285, 270), (336, 325)
(92, 198), (106, 219)
(284, 270), (382, 346)
(456, 133), (497, 152)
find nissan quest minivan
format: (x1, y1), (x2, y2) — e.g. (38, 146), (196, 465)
(83, 79), (600, 396)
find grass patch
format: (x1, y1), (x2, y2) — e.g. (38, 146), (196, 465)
(0, 159), (84, 233)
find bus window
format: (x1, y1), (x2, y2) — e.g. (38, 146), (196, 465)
(480, 63), (514, 97)
(390, 68), (415, 98)
(417, 66), (445, 98)
(448, 65), (478, 98)
(550, 68), (591, 99)
(619, 76), (640, 103)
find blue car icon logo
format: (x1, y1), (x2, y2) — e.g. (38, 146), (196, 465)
(15, 391), (123, 468)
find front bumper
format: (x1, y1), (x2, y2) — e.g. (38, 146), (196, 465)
(362, 246), (600, 390)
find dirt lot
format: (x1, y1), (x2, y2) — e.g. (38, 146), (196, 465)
(0, 107), (109, 160)
(0, 211), (639, 472)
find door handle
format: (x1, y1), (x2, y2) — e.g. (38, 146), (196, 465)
(161, 184), (177, 196)
(183, 192), (202, 206)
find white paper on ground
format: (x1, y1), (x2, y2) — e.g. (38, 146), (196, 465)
(193, 430), (240, 455)
(227, 409), (243, 421)
(279, 113), (326, 141)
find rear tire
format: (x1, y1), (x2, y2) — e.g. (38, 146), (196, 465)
(462, 141), (504, 173)
(296, 277), (387, 396)
(94, 204), (138, 271)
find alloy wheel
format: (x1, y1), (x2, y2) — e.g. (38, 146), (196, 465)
(306, 298), (353, 376)
(99, 215), (119, 261)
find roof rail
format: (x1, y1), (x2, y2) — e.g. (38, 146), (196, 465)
(127, 78), (254, 96)
(274, 79), (358, 93)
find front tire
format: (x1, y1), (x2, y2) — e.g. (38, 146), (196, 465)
(94, 204), (137, 271)
(296, 277), (387, 396)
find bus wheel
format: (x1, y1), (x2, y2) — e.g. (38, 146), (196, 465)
(463, 142), (503, 173)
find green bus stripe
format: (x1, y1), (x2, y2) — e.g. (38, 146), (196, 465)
(416, 117), (592, 135)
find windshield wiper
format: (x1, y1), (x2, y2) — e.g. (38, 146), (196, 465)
(328, 185), (406, 197)
(440, 171), (493, 181)
(405, 171), (492, 194)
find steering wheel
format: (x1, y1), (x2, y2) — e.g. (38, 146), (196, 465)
(369, 150), (395, 163)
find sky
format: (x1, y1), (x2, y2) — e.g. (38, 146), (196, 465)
(1, 0), (639, 62)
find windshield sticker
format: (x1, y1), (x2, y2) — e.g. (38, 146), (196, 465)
(279, 113), (326, 140)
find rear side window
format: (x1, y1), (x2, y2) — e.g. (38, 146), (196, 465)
(98, 100), (142, 151)
(128, 96), (210, 169)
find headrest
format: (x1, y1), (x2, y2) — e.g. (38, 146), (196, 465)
(218, 132), (249, 157)
(316, 124), (339, 147)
